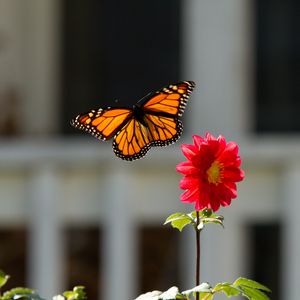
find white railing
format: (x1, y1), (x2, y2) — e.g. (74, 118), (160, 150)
(0, 137), (300, 299)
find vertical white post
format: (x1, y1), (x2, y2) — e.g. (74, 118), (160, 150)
(102, 166), (137, 300)
(282, 162), (300, 300)
(18, 0), (61, 135)
(202, 217), (246, 283)
(182, 0), (253, 139)
(180, 219), (244, 289)
(28, 164), (64, 298)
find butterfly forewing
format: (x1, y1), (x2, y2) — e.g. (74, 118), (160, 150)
(71, 108), (132, 140)
(142, 81), (195, 117)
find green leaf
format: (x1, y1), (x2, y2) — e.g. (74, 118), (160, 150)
(200, 294), (214, 300)
(0, 270), (9, 288)
(1, 288), (45, 300)
(164, 213), (193, 232)
(233, 278), (271, 293)
(190, 210), (224, 230)
(201, 217), (224, 228)
(171, 218), (192, 232)
(164, 213), (184, 224)
(213, 282), (240, 297)
(63, 286), (87, 300)
(239, 286), (270, 300)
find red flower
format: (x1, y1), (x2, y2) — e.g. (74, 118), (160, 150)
(176, 133), (245, 211)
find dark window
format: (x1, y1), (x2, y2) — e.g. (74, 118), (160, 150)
(61, 0), (182, 133)
(138, 226), (180, 294)
(65, 227), (101, 300)
(0, 89), (20, 136)
(0, 228), (27, 289)
(249, 223), (281, 300)
(255, 0), (299, 132)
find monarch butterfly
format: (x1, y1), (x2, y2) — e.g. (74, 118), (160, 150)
(71, 81), (195, 161)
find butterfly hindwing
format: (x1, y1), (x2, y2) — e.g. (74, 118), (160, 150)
(145, 114), (183, 146)
(112, 118), (153, 160)
(112, 113), (183, 161)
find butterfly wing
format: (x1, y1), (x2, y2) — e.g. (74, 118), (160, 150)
(144, 113), (183, 146)
(112, 112), (183, 161)
(112, 81), (195, 160)
(112, 117), (154, 160)
(141, 81), (195, 117)
(71, 81), (195, 161)
(71, 108), (133, 140)
(141, 80), (194, 148)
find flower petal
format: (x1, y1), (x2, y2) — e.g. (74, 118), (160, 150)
(223, 182), (238, 198)
(220, 196), (232, 207)
(220, 141), (238, 159)
(205, 132), (217, 141)
(176, 161), (198, 175)
(192, 135), (206, 149)
(215, 135), (227, 156)
(179, 176), (199, 189)
(209, 197), (221, 211)
(223, 168), (245, 182)
(180, 187), (199, 203)
(181, 144), (198, 160)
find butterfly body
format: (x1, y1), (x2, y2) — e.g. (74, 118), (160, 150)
(132, 104), (148, 126)
(71, 81), (195, 161)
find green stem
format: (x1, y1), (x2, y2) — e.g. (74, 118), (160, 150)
(196, 211), (200, 300)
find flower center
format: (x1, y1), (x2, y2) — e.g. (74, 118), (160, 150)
(207, 161), (223, 185)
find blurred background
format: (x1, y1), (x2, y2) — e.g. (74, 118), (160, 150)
(0, 0), (298, 299)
